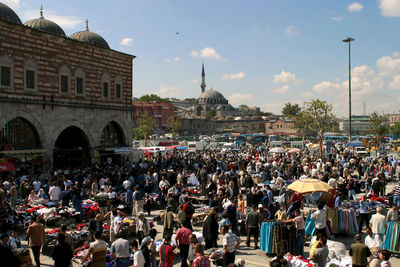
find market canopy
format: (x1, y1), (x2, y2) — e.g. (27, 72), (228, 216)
(288, 148), (302, 153)
(268, 147), (286, 153)
(0, 162), (16, 172)
(287, 178), (333, 194)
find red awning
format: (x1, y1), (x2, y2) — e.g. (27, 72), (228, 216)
(0, 162), (16, 172)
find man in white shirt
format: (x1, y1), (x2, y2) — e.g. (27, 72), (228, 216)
(112, 210), (123, 237)
(311, 203), (327, 238)
(365, 226), (382, 267)
(370, 206), (386, 241)
(48, 183), (61, 203)
(33, 178), (41, 193)
(130, 239), (145, 267)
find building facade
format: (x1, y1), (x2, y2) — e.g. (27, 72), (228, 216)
(132, 101), (175, 132)
(0, 3), (135, 170)
(264, 119), (300, 136)
(338, 115), (370, 134)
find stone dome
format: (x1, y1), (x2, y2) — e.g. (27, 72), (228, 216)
(0, 2), (22, 25)
(198, 89), (228, 105)
(70, 20), (110, 49)
(24, 8), (66, 37)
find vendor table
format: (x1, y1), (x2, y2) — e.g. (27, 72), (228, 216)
(192, 212), (207, 225)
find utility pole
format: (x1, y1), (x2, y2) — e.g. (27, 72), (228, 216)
(343, 37), (355, 142)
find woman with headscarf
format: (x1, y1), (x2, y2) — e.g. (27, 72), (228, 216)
(203, 207), (219, 249)
(140, 236), (151, 267)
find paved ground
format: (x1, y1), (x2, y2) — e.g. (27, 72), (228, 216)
(20, 181), (400, 266)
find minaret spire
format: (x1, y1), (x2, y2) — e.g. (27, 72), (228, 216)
(201, 63), (206, 93)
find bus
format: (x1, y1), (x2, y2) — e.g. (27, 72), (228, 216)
(235, 134), (267, 146)
(324, 135), (348, 142)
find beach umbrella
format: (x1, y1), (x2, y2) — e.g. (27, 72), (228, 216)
(287, 178), (333, 194)
(268, 147), (286, 153)
(288, 148), (302, 153)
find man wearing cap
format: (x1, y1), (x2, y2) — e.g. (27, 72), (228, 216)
(136, 211), (150, 245)
(245, 207), (261, 249)
(349, 234), (371, 267)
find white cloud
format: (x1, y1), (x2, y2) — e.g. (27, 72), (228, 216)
(376, 52), (400, 76)
(313, 81), (342, 93)
(21, 9), (82, 29)
(378, 0), (400, 17)
(192, 80), (198, 84)
(229, 93), (253, 105)
(120, 38), (133, 46)
(389, 75), (400, 90)
(272, 85), (289, 94)
(273, 70), (298, 84)
(2, 0), (20, 9)
(157, 85), (182, 98)
(190, 47), (225, 61)
(348, 2), (364, 12)
(285, 25), (300, 36)
(330, 16), (343, 21)
(221, 72), (245, 80)
(165, 57), (181, 63)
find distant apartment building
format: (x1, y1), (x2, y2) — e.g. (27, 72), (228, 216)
(339, 115), (370, 133)
(132, 101), (175, 132)
(387, 113), (400, 126)
(265, 119), (300, 136)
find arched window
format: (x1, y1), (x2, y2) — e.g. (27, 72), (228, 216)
(0, 55), (14, 90)
(59, 65), (71, 95)
(75, 68), (86, 97)
(102, 73), (110, 99)
(115, 76), (122, 101)
(100, 122), (125, 147)
(0, 117), (41, 150)
(24, 59), (38, 91)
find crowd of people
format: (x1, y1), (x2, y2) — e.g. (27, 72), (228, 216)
(0, 143), (399, 267)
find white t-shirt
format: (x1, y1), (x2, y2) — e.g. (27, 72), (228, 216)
(113, 215), (123, 235)
(49, 186), (61, 201)
(123, 180), (131, 190)
(133, 249), (145, 267)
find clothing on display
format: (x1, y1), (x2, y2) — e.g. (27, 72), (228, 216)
(260, 221), (296, 255)
(383, 221), (400, 252)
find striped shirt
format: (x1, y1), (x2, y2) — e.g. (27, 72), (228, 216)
(394, 185), (400, 196)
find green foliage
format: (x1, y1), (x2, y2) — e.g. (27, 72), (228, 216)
(389, 122), (400, 138)
(205, 109), (217, 119)
(137, 94), (171, 103)
(303, 99), (337, 154)
(282, 102), (301, 118)
(166, 117), (182, 138)
(369, 112), (388, 144)
(133, 112), (156, 141)
(237, 104), (262, 116)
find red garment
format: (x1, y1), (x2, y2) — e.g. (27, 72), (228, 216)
(159, 242), (175, 267)
(175, 226), (192, 245)
(192, 255), (211, 267)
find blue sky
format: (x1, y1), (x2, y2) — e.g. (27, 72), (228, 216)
(5, 0), (400, 116)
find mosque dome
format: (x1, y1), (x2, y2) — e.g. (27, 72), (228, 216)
(198, 89), (228, 105)
(24, 7), (66, 37)
(70, 19), (110, 49)
(0, 2), (22, 25)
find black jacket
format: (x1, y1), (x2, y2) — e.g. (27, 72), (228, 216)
(51, 242), (73, 267)
(203, 214), (219, 240)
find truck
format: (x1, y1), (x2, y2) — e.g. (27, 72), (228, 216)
(187, 141), (207, 152)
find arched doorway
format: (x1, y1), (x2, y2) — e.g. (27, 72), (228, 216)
(0, 117), (43, 172)
(97, 121), (126, 164)
(53, 126), (91, 168)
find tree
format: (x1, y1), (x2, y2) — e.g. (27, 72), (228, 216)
(205, 109), (216, 119)
(282, 102), (301, 118)
(303, 99), (337, 156)
(133, 112), (156, 145)
(238, 104), (249, 112)
(294, 110), (312, 150)
(369, 112), (388, 148)
(389, 122), (400, 138)
(137, 94), (171, 103)
(166, 117), (182, 139)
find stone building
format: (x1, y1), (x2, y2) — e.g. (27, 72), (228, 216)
(178, 64), (271, 135)
(265, 118), (300, 136)
(0, 3), (135, 170)
(132, 101), (175, 132)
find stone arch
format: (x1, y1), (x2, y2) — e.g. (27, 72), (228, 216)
(100, 120), (126, 147)
(51, 120), (95, 149)
(0, 110), (47, 149)
(0, 117), (41, 151)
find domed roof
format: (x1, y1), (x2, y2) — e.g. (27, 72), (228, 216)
(70, 19), (110, 49)
(0, 2), (22, 25)
(198, 89), (228, 105)
(24, 7), (66, 37)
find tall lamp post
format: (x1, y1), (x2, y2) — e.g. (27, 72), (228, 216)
(343, 37), (355, 142)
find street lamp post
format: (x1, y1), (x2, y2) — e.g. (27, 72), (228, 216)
(343, 37), (355, 142)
